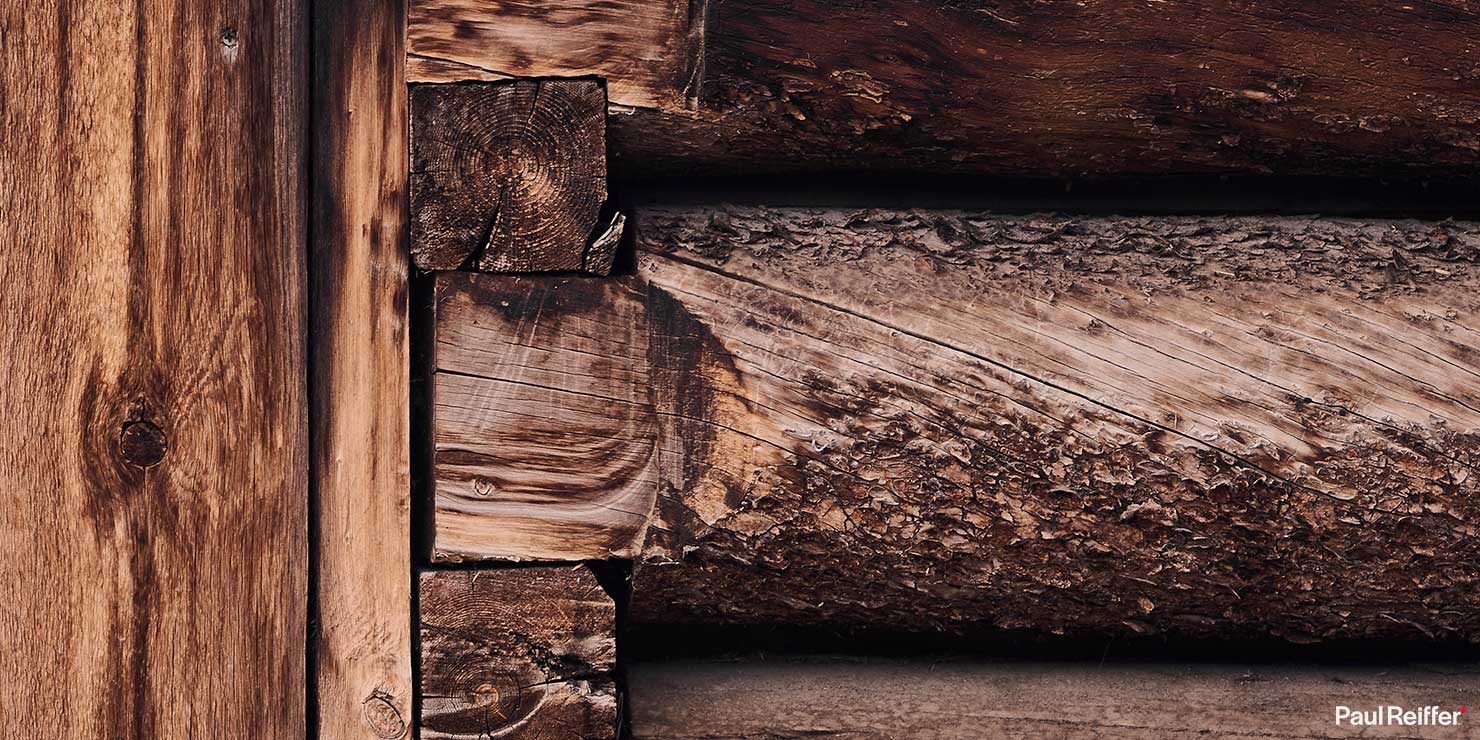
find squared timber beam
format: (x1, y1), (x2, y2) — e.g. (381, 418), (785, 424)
(406, 0), (704, 111)
(410, 80), (617, 274)
(419, 567), (617, 740)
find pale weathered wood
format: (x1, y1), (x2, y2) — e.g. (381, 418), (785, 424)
(407, 0), (703, 111)
(631, 658), (1480, 740)
(311, 0), (412, 737)
(432, 272), (656, 562)
(419, 567), (617, 740)
(0, 0), (306, 736)
(431, 207), (1480, 642)
(410, 81), (609, 273)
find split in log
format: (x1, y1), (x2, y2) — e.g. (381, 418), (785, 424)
(410, 80), (612, 274)
(629, 658), (1480, 740)
(407, 0), (703, 111)
(419, 567), (617, 740)
(428, 207), (1480, 643)
(405, 0), (1480, 177)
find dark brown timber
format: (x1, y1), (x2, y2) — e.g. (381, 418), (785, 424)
(410, 81), (610, 273)
(408, 1), (1480, 176)
(431, 207), (1480, 643)
(311, 0), (413, 737)
(630, 658), (1480, 740)
(419, 568), (618, 740)
(0, 0), (307, 736)
(616, 0), (1480, 177)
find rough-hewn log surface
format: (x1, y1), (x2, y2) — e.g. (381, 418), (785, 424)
(630, 658), (1480, 740)
(311, 0), (412, 736)
(410, 81), (609, 273)
(604, 0), (1480, 177)
(433, 207), (1480, 643)
(407, 0), (703, 111)
(419, 567), (617, 740)
(0, 0), (307, 735)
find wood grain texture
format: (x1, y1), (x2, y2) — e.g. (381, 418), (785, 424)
(432, 272), (656, 562)
(607, 0), (1480, 177)
(0, 0), (306, 736)
(631, 658), (1480, 740)
(406, 0), (703, 111)
(311, 0), (412, 737)
(432, 207), (1480, 643)
(410, 81), (609, 273)
(420, 567), (617, 740)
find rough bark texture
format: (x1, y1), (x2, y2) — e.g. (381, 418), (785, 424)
(606, 0), (1480, 177)
(407, 0), (703, 111)
(419, 568), (617, 740)
(311, 0), (412, 737)
(0, 0), (307, 736)
(630, 658), (1480, 739)
(432, 207), (1480, 644)
(410, 81), (608, 273)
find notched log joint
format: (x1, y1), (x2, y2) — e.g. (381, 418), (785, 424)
(410, 79), (619, 275)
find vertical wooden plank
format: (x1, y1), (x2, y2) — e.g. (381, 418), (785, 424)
(311, 0), (413, 737)
(0, 0), (306, 737)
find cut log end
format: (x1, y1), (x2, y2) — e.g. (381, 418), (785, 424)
(410, 80), (608, 274)
(419, 567), (618, 740)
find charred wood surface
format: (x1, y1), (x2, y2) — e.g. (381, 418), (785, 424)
(419, 567), (617, 740)
(432, 207), (1480, 643)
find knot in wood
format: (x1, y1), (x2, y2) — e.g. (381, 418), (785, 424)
(361, 690), (407, 739)
(119, 420), (167, 467)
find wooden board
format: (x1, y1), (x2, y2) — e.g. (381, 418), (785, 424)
(311, 0), (412, 737)
(0, 0), (307, 736)
(430, 207), (1480, 643)
(630, 658), (1480, 739)
(410, 81), (610, 273)
(406, 0), (703, 111)
(419, 567), (617, 740)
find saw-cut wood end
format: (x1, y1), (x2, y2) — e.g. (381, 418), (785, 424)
(410, 80), (607, 273)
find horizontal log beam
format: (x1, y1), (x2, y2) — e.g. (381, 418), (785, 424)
(408, 0), (1480, 176)
(629, 658), (1480, 739)
(407, 0), (703, 111)
(430, 207), (1480, 642)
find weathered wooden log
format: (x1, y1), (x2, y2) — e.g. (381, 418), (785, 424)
(407, 0), (703, 111)
(410, 81), (613, 273)
(407, 0), (1480, 177)
(630, 658), (1480, 739)
(419, 567), (617, 740)
(430, 207), (1480, 643)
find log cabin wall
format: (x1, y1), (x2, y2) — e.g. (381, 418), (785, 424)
(396, 1), (1480, 739)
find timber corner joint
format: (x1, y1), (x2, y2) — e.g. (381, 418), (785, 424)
(409, 79), (623, 276)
